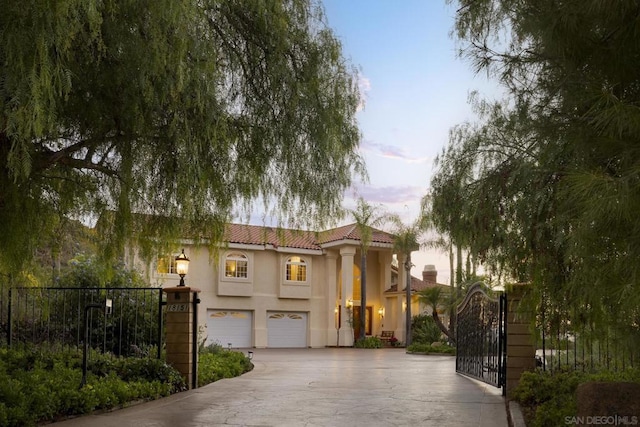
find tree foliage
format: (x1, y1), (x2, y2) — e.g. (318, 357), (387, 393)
(0, 0), (364, 272)
(429, 0), (640, 336)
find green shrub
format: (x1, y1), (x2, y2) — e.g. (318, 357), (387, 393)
(199, 342), (224, 355)
(411, 314), (444, 345)
(198, 349), (253, 387)
(512, 369), (640, 427)
(0, 345), (253, 425)
(0, 348), (187, 426)
(354, 337), (384, 348)
(407, 342), (456, 354)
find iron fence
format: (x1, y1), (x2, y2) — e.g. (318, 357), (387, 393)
(535, 295), (639, 373)
(4, 287), (164, 358)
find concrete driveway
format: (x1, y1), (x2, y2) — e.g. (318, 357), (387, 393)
(53, 348), (507, 427)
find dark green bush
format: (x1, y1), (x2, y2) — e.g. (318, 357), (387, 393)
(354, 337), (384, 348)
(0, 343), (253, 425)
(198, 349), (253, 387)
(0, 348), (186, 426)
(513, 369), (640, 427)
(406, 342), (455, 354)
(411, 314), (444, 345)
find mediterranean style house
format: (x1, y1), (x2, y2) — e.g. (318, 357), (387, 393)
(139, 223), (446, 348)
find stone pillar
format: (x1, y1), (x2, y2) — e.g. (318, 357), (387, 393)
(338, 246), (356, 347)
(325, 251), (339, 346)
(506, 284), (536, 397)
(164, 286), (200, 389)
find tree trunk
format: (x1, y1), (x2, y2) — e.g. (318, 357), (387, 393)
(405, 255), (412, 346)
(432, 311), (456, 344)
(359, 252), (367, 341)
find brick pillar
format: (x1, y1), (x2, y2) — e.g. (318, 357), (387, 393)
(164, 286), (200, 389)
(506, 284), (536, 397)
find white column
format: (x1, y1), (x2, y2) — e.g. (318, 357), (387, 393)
(325, 251), (338, 346)
(396, 253), (407, 341)
(378, 252), (392, 333)
(339, 246), (356, 347)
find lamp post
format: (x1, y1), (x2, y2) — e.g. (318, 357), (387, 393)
(175, 249), (190, 287)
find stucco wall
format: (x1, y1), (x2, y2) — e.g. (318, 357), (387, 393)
(137, 243), (398, 348)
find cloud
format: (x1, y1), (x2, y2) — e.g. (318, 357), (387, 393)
(347, 184), (426, 205)
(360, 139), (431, 163)
(358, 74), (371, 93)
(357, 73), (371, 111)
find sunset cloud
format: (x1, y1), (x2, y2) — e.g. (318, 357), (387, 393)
(360, 139), (431, 164)
(347, 184), (426, 206)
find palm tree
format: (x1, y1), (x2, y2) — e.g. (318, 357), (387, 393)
(417, 287), (457, 344)
(391, 216), (422, 346)
(350, 197), (390, 342)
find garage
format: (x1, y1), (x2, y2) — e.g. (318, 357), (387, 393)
(206, 310), (252, 348)
(267, 312), (308, 348)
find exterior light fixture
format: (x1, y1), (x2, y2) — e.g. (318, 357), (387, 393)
(346, 299), (353, 309)
(175, 249), (190, 287)
(402, 301), (407, 312)
(378, 307), (385, 319)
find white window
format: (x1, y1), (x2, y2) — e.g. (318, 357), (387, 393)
(157, 255), (178, 275)
(285, 256), (307, 282)
(225, 252), (248, 278)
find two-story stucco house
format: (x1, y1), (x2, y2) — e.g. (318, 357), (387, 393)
(144, 223), (437, 348)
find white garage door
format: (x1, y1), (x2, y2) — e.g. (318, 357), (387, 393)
(206, 310), (252, 348)
(267, 312), (308, 348)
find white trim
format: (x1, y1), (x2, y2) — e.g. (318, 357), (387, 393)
(275, 247), (322, 255)
(220, 250), (253, 283)
(321, 240), (395, 250)
(227, 243), (265, 251)
(282, 255), (310, 285)
(228, 243), (321, 255)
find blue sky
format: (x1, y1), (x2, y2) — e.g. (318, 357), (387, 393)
(321, 0), (499, 283)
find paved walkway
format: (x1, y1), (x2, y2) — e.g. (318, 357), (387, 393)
(53, 348), (508, 427)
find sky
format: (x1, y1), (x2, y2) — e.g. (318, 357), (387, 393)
(243, 1), (501, 283)
(320, 0), (500, 283)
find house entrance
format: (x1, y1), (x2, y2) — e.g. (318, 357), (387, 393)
(352, 305), (372, 341)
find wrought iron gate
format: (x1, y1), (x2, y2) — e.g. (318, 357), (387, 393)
(456, 282), (506, 393)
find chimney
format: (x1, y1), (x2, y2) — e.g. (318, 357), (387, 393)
(422, 265), (437, 285)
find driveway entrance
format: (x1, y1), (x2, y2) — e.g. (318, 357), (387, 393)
(53, 348), (507, 427)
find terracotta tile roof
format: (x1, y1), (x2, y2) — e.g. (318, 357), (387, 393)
(225, 224), (320, 250)
(224, 222), (396, 251)
(318, 223), (395, 245)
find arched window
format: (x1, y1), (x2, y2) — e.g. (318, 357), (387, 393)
(225, 252), (248, 278)
(286, 256), (307, 282)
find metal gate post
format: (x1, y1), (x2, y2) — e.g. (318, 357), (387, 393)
(7, 288), (11, 347)
(191, 291), (200, 390)
(499, 292), (507, 396)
